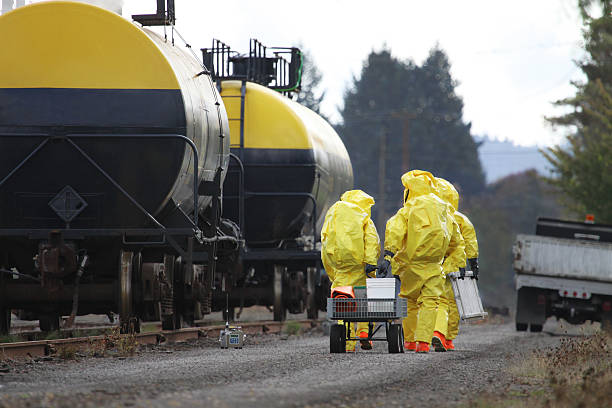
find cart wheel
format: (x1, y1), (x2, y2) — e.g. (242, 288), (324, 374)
(387, 323), (403, 354)
(515, 322), (528, 331)
(330, 324), (346, 353)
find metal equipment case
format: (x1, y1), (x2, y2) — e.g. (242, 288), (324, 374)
(219, 325), (245, 349)
(448, 271), (488, 320)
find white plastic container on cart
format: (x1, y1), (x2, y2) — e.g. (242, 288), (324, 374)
(366, 278), (396, 313)
(366, 278), (396, 298)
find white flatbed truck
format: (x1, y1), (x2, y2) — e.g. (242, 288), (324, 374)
(513, 218), (612, 331)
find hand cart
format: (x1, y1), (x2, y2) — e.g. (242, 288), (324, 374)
(327, 298), (407, 353)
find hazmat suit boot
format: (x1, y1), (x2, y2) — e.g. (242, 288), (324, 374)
(415, 341), (430, 353)
(445, 339), (455, 351)
(359, 331), (373, 350)
(404, 341), (417, 351)
(432, 331), (447, 352)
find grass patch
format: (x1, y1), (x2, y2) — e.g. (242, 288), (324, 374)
(43, 331), (61, 340)
(56, 344), (78, 360)
(469, 328), (612, 407)
(140, 323), (159, 333)
(104, 326), (139, 356)
(283, 321), (302, 336)
(0, 334), (22, 343)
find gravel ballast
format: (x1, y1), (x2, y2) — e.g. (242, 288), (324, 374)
(0, 319), (573, 407)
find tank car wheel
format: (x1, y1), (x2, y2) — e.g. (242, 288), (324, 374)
(273, 264), (286, 322)
(119, 251), (137, 332)
(306, 267), (319, 320)
(161, 316), (175, 331)
(330, 323), (346, 353)
(387, 323), (404, 354)
(39, 313), (60, 332)
(0, 308), (10, 335)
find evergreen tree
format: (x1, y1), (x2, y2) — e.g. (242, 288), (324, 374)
(411, 47), (485, 195)
(339, 47), (485, 232)
(295, 48), (326, 115)
(544, 0), (612, 222)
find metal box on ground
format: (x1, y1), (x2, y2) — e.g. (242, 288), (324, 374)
(219, 326), (245, 349)
(448, 271), (488, 320)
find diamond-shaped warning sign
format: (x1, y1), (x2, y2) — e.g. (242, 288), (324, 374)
(48, 185), (88, 223)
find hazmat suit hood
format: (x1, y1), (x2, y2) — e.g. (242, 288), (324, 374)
(401, 170), (437, 202)
(341, 189), (375, 217)
(435, 178), (460, 211)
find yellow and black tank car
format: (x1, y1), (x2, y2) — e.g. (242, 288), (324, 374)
(221, 81), (352, 245)
(0, 2), (230, 333)
(219, 80), (353, 320)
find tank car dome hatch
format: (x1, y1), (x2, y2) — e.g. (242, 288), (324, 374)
(221, 81), (353, 245)
(0, 1), (229, 229)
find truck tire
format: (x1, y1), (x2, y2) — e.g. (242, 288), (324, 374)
(516, 322), (528, 331)
(600, 311), (612, 331)
(516, 287), (546, 330)
(529, 324), (543, 332)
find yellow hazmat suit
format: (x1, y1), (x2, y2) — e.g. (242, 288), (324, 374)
(321, 190), (380, 350)
(434, 178), (477, 341)
(383, 170), (454, 344)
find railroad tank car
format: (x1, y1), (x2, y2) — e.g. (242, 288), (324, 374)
(203, 40), (353, 320)
(0, 1), (232, 333)
(221, 81), (353, 245)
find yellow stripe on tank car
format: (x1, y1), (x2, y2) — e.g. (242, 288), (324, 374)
(220, 81), (312, 150)
(0, 1), (179, 90)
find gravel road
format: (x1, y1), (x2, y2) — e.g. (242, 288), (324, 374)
(0, 319), (576, 408)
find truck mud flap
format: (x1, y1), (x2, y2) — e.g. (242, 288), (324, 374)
(516, 287), (546, 330)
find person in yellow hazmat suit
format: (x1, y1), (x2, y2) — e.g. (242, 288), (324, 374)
(321, 190), (381, 352)
(432, 178), (479, 351)
(378, 170), (462, 353)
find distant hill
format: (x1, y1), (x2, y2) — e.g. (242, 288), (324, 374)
(477, 137), (552, 183)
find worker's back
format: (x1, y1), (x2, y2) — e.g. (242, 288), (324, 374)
(321, 200), (367, 268)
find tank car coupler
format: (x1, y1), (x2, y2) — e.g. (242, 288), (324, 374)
(35, 230), (78, 292)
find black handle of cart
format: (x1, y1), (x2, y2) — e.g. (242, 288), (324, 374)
(326, 298), (407, 353)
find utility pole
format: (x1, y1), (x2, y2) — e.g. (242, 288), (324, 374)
(377, 125), (387, 231)
(389, 110), (416, 206)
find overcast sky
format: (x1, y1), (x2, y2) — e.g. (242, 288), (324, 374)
(21, 0), (588, 147)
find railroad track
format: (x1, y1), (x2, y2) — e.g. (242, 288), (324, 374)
(0, 319), (322, 359)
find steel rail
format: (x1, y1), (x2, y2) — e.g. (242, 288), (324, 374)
(0, 319), (322, 359)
